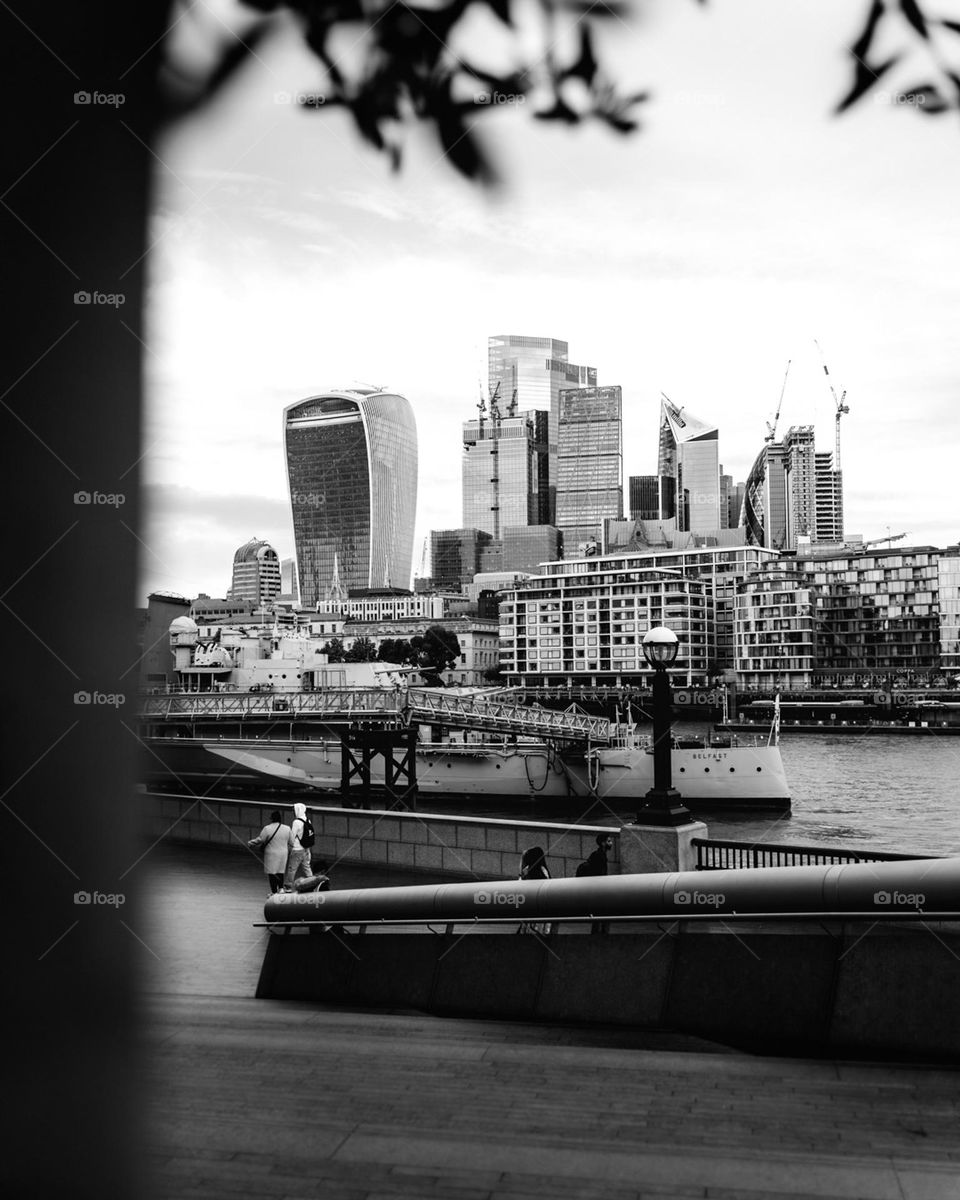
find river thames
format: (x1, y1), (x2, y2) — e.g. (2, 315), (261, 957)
(407, 728), (960, 857)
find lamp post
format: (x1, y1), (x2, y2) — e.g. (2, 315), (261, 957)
(639, 625), (692, 827)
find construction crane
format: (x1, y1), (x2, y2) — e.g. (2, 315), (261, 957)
(814, 340), (850, 471)
(857, 531), (910, 551)
(765, 360), (791, 443)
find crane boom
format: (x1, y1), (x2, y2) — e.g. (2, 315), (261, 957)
(765, 360), (791, 443)
(814, 340), (850, 470)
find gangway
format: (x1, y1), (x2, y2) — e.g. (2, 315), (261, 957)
(406, 688), (614, 743)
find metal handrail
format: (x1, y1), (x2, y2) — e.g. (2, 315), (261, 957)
(254, 909), (960, 930)
(693, 836), (938, 870)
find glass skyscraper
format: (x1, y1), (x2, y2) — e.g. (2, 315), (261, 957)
(462, 411), (539, 536)
(284, 389), (418, 607)
(657, 398), (721, 535)
(555, 385), (623, 549)
(487, 335), (596, 523)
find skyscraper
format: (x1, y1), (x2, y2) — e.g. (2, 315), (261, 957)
(783, 425), (817, 548)
(555, 385), (623, 548)
(815, 451), (844, 543)
(742, 442), (789, 549)
(284, 389), (418, 608)
(228, 538), (281, 605)
(657, 397), (721, 535)
(487, 335), (596, 522)
(628, 475), (676, 522)
(462, 407), (539, 536)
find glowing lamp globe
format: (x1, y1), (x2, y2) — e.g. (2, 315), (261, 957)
(642, 626), (679, 668)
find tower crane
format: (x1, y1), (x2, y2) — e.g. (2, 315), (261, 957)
(857, 531), (909, 551)
(814, 340), (850, 471)
(765, 360), (791, 443)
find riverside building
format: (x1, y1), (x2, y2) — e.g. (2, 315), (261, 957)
(498, 545), (779, 686)
(734, 544), (960, 688)
(284, 389), (418, 607)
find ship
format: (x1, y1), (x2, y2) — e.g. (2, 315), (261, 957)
(139, 616), (790, 810)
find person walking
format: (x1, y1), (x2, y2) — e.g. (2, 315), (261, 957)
(579, 832), (614, 877)
(283, 802), (314, 890)
(518, 846), (550, 934)
(248, 810), (290, 894)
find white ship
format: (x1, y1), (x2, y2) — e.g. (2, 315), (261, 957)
(141, 616), (790, 811)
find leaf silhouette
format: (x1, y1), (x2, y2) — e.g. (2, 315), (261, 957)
(899, 0), (929, 39)
(835, 53), (900, 113)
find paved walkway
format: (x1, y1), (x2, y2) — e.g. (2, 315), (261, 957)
(147, 995), (960, 1200)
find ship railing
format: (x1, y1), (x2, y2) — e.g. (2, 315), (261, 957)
(139, 688), (407, 720)
(406, 688), (614, 743)
(692, 837), (939, 871)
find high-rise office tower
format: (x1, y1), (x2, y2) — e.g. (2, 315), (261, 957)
(555, 385), (623, 548)
(228, 537), (281, 605)
(815, 451), (844, 543)
(284, 389), (418, 607)
(279, 557), (299, 603)
(657, 397), (721, 534)
(487, 335), (596, 523)
(628, 475), (676, 521)
(462, 407), (539, 537)
(728, 482), (746, 530)
(742, 442), (789, 549)
(782, 425), (818, 548)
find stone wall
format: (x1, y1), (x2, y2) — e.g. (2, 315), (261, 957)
(142, 792), (618, 881)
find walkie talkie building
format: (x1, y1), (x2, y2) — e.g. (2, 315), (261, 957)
(284, 389), (418, 608)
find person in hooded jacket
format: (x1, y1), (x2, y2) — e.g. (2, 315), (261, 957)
(283, 802), (313, 890)
(248, 809), (290, 894)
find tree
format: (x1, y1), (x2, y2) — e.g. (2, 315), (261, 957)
(378, 638), (413, 664)
(410, 625), (462, 685)
(322, 637), (346, 662)
(346, 636), (378, 662)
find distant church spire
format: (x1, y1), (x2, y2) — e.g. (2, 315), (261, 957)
(323, 552), (349, 614)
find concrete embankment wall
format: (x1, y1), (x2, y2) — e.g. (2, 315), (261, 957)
(142, 792), (616, 880)
(257, 926), (960, 1060)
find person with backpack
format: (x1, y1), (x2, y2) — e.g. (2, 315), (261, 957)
(282, 802), (316, 890)
(248, 809), (290, 894)
(517, 846), (551, 935)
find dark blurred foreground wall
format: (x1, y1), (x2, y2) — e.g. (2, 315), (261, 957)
(1, 3), (166, 1194)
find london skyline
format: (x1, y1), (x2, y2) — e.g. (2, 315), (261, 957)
(142, 2), (960, 599)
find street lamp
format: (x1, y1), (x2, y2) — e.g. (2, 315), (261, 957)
(639, 625), (692, 827)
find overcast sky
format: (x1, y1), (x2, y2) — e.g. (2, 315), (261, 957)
(143, 0), (960, 600)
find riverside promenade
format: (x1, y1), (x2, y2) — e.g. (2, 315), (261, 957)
(145, 844), (960, 1200)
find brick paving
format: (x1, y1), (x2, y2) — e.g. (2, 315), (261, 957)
(146, 995), (960, 1200)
